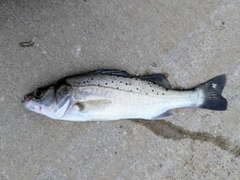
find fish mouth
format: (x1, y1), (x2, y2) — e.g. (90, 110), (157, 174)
(21, 95), (30, 105)
(21, 95), (37, 111)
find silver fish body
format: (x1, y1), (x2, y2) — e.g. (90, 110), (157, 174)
(22, 69), (227, 121)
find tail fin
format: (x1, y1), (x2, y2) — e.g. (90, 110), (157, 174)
(197, 75), (227, 111)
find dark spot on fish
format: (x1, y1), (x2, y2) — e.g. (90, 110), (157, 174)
(146, 93), (148, 95)
(136, 88), (138, 90)
(91, 78), (93, 80)
(162, 93), (164, 95)
(105, 83), (108, 85)
(157, 93), (159, 95)
(98, 84), (100, 86)
(152, 90), (154, 92)
(130, 90), (132, 92)
(83, 81), (86, 84)
(222, 22), (225, 25)
(166, 89), (169, 91)
(125, 83), (128, 85)
(112, 81), (114, 83)
(117, 87), (119, 89)
(120, 81), (122, 83)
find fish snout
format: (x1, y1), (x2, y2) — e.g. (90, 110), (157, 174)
(22, 95), (30, 104)
(21, 95), (37, 111)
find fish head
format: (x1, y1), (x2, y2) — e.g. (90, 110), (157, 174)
(22, 85), (56, 114)
(22, 82), (72, 119)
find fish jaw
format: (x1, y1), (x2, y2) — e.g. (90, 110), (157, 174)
(22, 95), (49, 114)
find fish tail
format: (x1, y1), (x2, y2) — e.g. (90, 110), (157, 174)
(196, 75), (227, 110)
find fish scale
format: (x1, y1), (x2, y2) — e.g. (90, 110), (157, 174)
(68, 74), (169, 97)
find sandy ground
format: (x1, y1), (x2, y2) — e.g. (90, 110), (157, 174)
(1, 0), (240, 179)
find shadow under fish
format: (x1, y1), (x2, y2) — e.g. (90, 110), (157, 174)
(132, 119), (240, 157)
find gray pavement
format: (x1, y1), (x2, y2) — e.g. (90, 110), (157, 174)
(1, 0), (240, 179)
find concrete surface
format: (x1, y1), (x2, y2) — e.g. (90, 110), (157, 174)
(1, 0), (240, 179)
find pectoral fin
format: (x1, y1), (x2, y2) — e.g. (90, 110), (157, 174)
(74, 99), (112, 112)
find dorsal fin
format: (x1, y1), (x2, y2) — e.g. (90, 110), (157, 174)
(92, 70), (171, 88)
(140, 74), (171, 89)
(91, 69), (130, 77)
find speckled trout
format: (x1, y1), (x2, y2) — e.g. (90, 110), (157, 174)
(22, 69), (227, 121)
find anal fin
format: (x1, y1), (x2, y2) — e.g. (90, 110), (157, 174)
(152, 110), (173, 120)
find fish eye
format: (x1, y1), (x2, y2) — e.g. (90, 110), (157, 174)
(33, 89), (45, 99)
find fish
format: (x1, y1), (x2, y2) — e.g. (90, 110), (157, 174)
(22, 69), (228, 121)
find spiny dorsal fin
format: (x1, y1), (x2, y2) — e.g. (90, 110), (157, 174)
(140, 74), (171, 89)
(92, 69), (130, 77)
